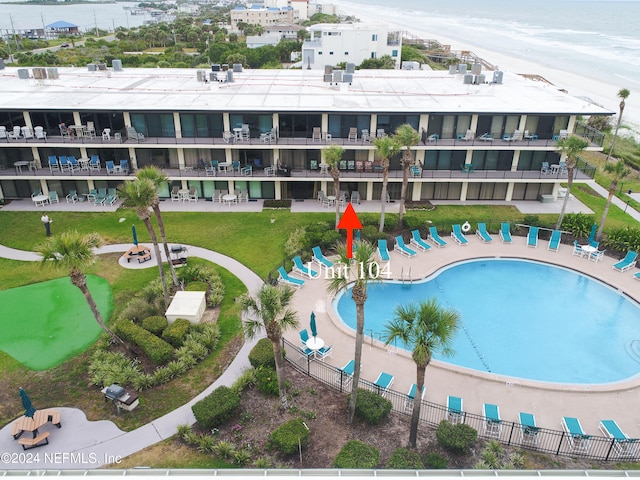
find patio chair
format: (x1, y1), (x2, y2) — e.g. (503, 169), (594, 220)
(316, 344), (332, 361)
(447, 395), (463, 424)
(613, 251), (637, 272)
(232, 160), (241, 173)
(68, 156), (80, 171)
(589, 249), (605, 263)
(66, 189), (78, 203)
(48, 156), (60, 172)
(478, 132), (493, 142)
(527, 226), (539, 248)
(90, 155), (101, 170)
(347, 127), (358, 142)
(94, 188), (107, 206)
(334, 359), (356, 387)
(277, 266), (305, 289)
(9, 126), (21, 139)
(519, 412), (539, 445)
(293, 256), (318, 279)
(427, 133), (439, 142)
(483, 403), (502, 438)
(361, 129), (371, 143)
(241, 165), (252, 176)
(373, 372), (394, 397)
(87, 189), (97, 201)
(476, 223), (493, 243)
(126, 127), (145, 142)
(572, 240), (585, 257)
(540, 161), (550, 175)
(312, 246), (334, 270)
(102, 128), (111, 140)
(48, 191), (59, 204)
(428, 226), (448, 247)
(377, 239), (391, 262)
(58, 156), (70, 171)
(562, 416), (591, 454)
(106, 160), (116, 175)
(0, 126), (7, 140)
(394, 235), (417, 257)
(119, 160), (129, 174)
(299, 329), (310, 346)
(599, 420), (638, 457)
(312, 127), (322, 142)
(403, 384), (425, 412)
(548, 229), (562, 252)
(21, 126), (34, 139)
(188, 187), (198, 202)
(410, 230), (431, 251)
(451, 224), (469, 246)
(500, 222), (512, 243)
(85, 121), (96, 138)
(171, 186), (180, 202)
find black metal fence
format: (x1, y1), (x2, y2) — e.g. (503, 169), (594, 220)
(283, 338), (640, 462)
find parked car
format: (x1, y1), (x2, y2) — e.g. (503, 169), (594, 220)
(60, 42), (70, 48)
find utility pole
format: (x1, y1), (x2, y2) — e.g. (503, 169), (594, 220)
(9, 15), (19, 51)
(94, 11), (99, 37)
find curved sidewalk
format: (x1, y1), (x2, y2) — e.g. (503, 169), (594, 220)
(0, 243), (264, 470)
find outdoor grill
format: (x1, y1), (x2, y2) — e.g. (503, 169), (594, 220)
(103, 384), (125, 401)
(101, 384), (139, 414)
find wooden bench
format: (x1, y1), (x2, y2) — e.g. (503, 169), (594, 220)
(45, 409), (62, 428)
(10, 421), (23, 439)
(18, 431), (49, 450)
(123, 250), (151, 263)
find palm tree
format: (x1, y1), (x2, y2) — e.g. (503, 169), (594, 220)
(36, 231), (121, 344)
(324, 145), (345, 229)
(240, 284), (299, 410)
(596, 160), (632, 240)
(136, 166), (179, 288)
(327, 240), (378, 423)
(605, 88), (631, 163)
(383, 299), (459, 448)
(118, 178), (170, 309)
(373, 136), (401, 233)
(555, 135), (590, 230)
(394, 124), (421, 229)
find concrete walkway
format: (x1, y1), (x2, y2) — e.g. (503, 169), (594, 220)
(0, 243), (264, 470)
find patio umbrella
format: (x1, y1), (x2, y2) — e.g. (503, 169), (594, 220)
(19, 387), (36, 418)
(310, 312), (317, 338)
(588, 223), (597, 243)
(132, 224), (138, 246)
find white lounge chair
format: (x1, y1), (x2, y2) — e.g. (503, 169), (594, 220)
(483, 403), (502, 438)
(476, 223), (493, 243)
(394, 235), (416, 257)
(562, 416), (591, 454)
(500, 223), (512, 244)
(447, 395), (463, 424)
(277, 266), (304, 289)
(410, 230), (431, 252)
(451, 224), (469, 246)
(519, 412), (539, 445)
(293, 256), (318, 279)
(428, 227), (447, 247)
(312, 246), (334, 270)
(373, 372), (394, 397)
(377, 239), (391, 262)
(599, 420), (637, 457)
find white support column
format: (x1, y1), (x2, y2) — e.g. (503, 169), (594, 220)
(177, 149), (186, 169)
(79, 147), (88, 160)
(274, 180), (281, 200)
(518, 114), (527, 132)
(128, 147), (138, 170)
(511, 150), (520, 171)
(460, 182), (468, 201)
(72, 112), (81, 126)
(321, 114), (328, 134)
(123, 112), (131, 127)
(418, 114), (429, 135)
(369, 114), (377, 133)
(225, 148), (233, 163)
(470, 114), (478, 134)
(568, 115), (577, 133)
(228, 180), (235, 194)
(223, 113), (231, 132)
(366, 180), (374, 200)
(173, 112), (182, 139)
(23, 111), (33, 131)
(30, 146), (41, 168)
(463, 150), (473, 166)
(411, 181), (421, 201)
(40, 179), (49, 195)
(505, 182), (515, 201)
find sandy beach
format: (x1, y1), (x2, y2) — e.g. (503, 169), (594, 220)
(328, 0), (640, 135)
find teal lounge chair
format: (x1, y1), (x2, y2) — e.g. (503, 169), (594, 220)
(410, 230), (431, 252)
(599, 420), (637, 457)
(428, 226), (447, 247)
(562, 416), (591, 454)
(394, 235), (417, 257)
(548, 229), (561, 252)
(404, 384), (426, 412)
(312, 246), (334, 269)
(335, 359), (356, 387)
(476, 223), (493, 243)
(483, 403), (502, 438)
(373, 372), (394, 397)
(447, 395), (463, 424)
(293, 256), (318, 279)
(451, 224), (469, 246)
(377, 239), (390, 262)
(277, 266), (305, 289)
(613, 251), (637, 272)
(519, 412), (539, 445)
(499, 222), (512, 244)
(527, 226), (539, 248)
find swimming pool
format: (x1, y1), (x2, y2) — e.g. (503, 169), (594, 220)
(334, 259), (640, 384)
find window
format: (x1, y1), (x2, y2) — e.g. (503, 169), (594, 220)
(372, 34), (378, 41)
(329, 51), (333, 55)
(392, 49), (398, 57)
(344, 52), (349, 55)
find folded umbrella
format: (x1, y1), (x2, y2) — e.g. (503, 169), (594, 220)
(310, 312), (317, 338)
(20, 387), (36, 418)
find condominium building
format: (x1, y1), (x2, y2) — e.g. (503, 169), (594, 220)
(230, 6), (298, 31)
(0, 65), (611, 203)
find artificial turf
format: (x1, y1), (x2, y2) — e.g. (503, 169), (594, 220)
(0, 275), (113, 370)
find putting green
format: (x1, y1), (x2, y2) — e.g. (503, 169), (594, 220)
(0, 275), (114, 370)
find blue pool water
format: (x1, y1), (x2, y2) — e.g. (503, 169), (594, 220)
(334, 259), (640, 384)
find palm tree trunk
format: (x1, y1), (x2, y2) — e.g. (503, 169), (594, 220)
(379, 169), (389, 233)
(348, 301), (365, 424)
(142, 217), (170, 309)
(272, 337), (289, 410)
(152, 203), (179, 287)
(596, 182), (616, 240)
(398, 156), (410, 229)
(334, 178), (341, 230)
(72, 270), (122, 343)
(555, 168), (574, 230)
(409, 364), (426, 448)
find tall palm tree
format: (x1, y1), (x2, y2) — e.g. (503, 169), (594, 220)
(327, 240), (378, 423)
(136, 166), (179, 288)
(555, 135), (590, 230)
(384, 299), (459, 448)
(596, 160), (632, 240)
(240, 284), (299, 410)
(36, 231), (121, 344)
(605, 88), (631, 163)
(118, 178), (170, 309)
(373, 136), (401, 233)
(324, 145), (345, 230)
(394, 124), (421, 229)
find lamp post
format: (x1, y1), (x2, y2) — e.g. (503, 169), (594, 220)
(625, 189), (632, 213)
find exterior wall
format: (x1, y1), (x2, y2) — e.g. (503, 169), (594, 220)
(230, 8), (299, 29)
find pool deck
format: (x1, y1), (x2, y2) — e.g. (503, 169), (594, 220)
(285, 233), (640, 438)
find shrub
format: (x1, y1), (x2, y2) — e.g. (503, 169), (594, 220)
(333, 440), (379, 468)
(233, 448), (252, 466)
(177, 264), (225, 307)
(385, 447), (424, 469)
(192, 386), (241, 430)
(604, 226), (640, 253)
(141, 315), (168, 335)
(263, 199), (291, 208)
(423, 451), (448, 469)
(349, 388), (392, 425)
(88, 350), (142, 387)
(212, 440), (236, 460)
(560, 213), (595, 238)
(402, 215), (424, 230)
(118, 297), (159, 323)
(162, 318), (191, 347)
(268, 418), (310, 455)
(249, 338), (276, 368)
(185, 281), (208, 292)
(113, 319), (174, 365)
(188, 322), (221, 350)
(435, 420), (478, 453)
(255, 365), (286, 396)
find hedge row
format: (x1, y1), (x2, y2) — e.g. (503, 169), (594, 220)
(163, 318), (191, 347)
(114, 319), (174, 365)
(192, 386), (241, 430)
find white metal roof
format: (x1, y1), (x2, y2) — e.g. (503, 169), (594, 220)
(0, 67), (614, 116)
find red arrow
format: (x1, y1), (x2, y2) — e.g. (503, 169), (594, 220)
(337, 202), (363, 259)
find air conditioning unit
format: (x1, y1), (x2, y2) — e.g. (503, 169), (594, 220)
(112, 59), (123, 71)
(32, 67), (47, 79)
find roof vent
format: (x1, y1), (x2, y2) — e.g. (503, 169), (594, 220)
(448, 65), (457, 74)
(232, 63), (243, 73)
(472, 63), (482, 75)
(112, 59), (123, 71)
(32, 67), (47, 80)
(493, 70), (503, 84)
(17, 68), (30, 80)
(196, 70), (207, 82)
(458, 64), (467, 74)
(87, 63), (97, 72)
(46, 67), (59, 79)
